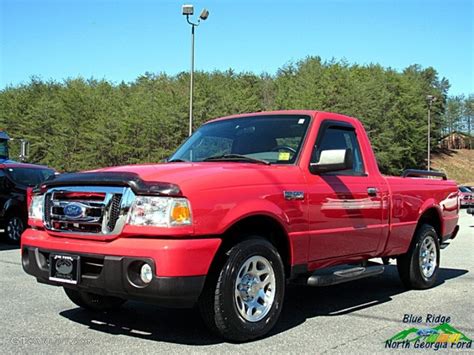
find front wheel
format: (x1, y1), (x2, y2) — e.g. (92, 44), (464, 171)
(64, 288), (126, 312)
(199, 238), (285, 342)
(5, 215), (25, 244)
(397, 224), (440, 289)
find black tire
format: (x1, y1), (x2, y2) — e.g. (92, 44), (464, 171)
(5, 215), (25, 244)
(199, 237), (285, 342)
(397, 224), (440, 289)
(64, 288), (126, 311)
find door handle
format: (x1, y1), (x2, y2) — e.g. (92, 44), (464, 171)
(367, 187), (378, 197)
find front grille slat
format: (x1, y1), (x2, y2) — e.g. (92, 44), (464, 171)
(49, 213), (102, 222)
(43, 186), (131, 236)
(44, 197), (51, 222)
(107, 194), (122, 232)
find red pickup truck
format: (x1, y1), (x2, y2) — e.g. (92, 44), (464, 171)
(22, 110), (459, 341)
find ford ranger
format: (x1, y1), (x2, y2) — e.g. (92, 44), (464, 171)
(22, 110), (459, 341)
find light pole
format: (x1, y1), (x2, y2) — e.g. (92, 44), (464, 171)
(182, 5), (209, 136)
(426, 95), (436, 171)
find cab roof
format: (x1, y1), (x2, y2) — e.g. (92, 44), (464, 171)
(206, 110), (321, 124)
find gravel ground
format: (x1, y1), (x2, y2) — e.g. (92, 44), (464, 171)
(0, 210), (472, 354)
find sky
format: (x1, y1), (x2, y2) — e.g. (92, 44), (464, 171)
(1, 0), (473, 95)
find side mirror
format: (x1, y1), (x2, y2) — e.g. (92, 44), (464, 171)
(309, 149), (353, 174)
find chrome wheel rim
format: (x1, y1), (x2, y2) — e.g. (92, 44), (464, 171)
(419, 236), (437, 279)
(234, 255), (276, 322)
(7, 217), (23, 242)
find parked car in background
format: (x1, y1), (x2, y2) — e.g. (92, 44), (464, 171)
(458, 186), (473, 207)
(0, 162), (55, 243)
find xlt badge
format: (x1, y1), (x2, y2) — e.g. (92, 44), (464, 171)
(283, 191), (304, 201)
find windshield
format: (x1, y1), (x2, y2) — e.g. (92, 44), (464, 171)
(6, 167), (55, 187)
(459, 186), (472, 193)
(170, 115), (311, 164)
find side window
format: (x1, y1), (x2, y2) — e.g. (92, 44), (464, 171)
(312, 126), (365, 175)
(0, 170), (6, 191)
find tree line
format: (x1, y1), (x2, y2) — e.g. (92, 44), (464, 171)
(443, 95), (473, 148)
(0, 56), (471, 175)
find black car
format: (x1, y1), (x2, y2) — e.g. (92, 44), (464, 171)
(0, 161), (55, 243)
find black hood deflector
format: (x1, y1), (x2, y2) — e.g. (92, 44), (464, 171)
(36, 171), (182, 196)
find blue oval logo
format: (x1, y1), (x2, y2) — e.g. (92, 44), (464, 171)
(63, 203), (84, 218)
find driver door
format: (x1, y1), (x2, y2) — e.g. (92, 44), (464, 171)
(306, 120), (385, 260)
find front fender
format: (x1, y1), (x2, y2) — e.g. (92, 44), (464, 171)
(2, 197), (26, 219)
(216, 198), (291, 235)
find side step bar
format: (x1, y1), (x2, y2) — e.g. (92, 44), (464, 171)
(440, 242), (450, 249)
(307, 265), (385, 287)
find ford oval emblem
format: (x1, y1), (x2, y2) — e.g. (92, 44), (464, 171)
(63, 203), (84, 218)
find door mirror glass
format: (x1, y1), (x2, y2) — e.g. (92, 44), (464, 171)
(309, 149), (353, 174)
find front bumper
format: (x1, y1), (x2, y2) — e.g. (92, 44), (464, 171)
(21, 229), (222, 308)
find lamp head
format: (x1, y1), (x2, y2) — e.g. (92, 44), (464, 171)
(199, 9), (209, 20)
(182, 4), (194, 15)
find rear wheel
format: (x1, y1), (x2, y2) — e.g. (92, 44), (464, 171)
(397, 224), (440, 289)
(5, 215), (25, 244)
(64, 288), (126, 311)
(199, 237), (285, 342)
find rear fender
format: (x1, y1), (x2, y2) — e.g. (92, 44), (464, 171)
(417, 199), (443, 236)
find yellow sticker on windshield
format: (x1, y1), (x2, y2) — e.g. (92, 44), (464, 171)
(278, 152), (291, 161)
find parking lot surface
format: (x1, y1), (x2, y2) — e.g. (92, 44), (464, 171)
(0, 210), (472, 354)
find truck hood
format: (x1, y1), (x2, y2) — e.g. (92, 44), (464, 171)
(95, 162), (302, 194)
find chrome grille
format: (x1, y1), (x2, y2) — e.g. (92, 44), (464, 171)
(107, 194), (122, 232)
(43, 186), (135, 236)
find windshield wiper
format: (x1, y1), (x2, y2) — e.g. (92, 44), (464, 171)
(167, 158), (188, 163)
(203, 154), (270, 165)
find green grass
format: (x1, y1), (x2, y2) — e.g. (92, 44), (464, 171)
(431, 149), (474, 185)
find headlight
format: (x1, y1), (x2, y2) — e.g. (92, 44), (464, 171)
(128, 196), (192, 227)
(28, 195), (44, 221)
